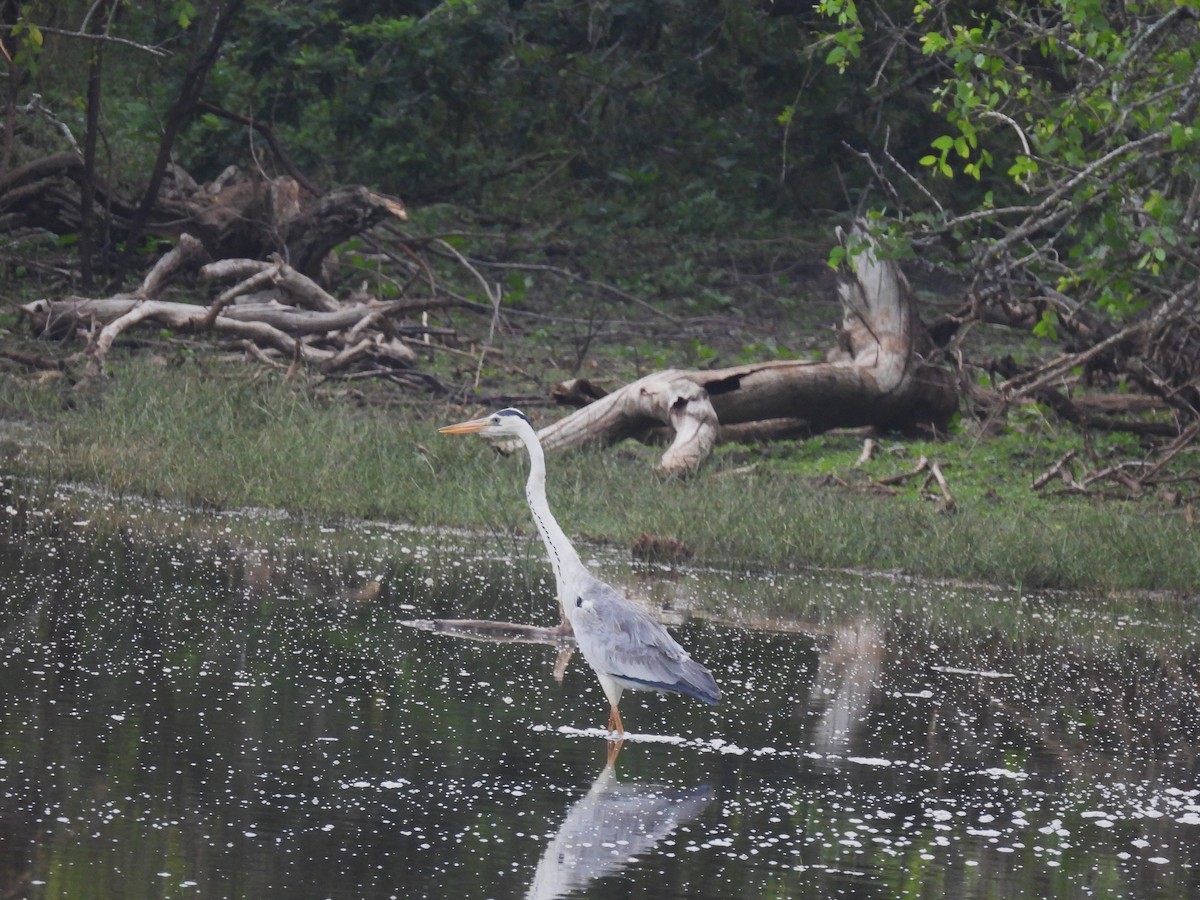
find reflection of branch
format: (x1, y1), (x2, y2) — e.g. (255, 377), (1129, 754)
(553, 646), (573, 683)
(402, 617), (572, 644)
(401, 618), (576, 682)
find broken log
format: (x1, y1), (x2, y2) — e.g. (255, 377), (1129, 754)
(0, 154), (405, 283)
(526, 223), (958, 473)
(283, 185), (408, 279)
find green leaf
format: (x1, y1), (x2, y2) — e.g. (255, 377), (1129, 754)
(921, 33), (948, 54)
(1032, 309), (1059, 341)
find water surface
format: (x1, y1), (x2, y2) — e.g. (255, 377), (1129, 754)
(0, 490), (1197, 898)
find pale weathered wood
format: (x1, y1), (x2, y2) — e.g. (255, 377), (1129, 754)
(530, 371), (719, 475)
(81, 234), (211, 375)
(22, 295), (429, 370)
(25, 295), (442, 339)
(200, 257), (340, 311)
(17, 224), (455, 375)
(531, 223), (958, 471)
(138, 233), (209, 297)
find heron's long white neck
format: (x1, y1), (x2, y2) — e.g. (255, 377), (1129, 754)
(519, 425), (586, 598)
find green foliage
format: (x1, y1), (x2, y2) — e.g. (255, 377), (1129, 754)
(814, 0), (863, 71)
(170, 1), (197, 29)
(2, 0), (929, 242)
(814, 0), (1200, 329)
(155, 0), (873, 218)
(1032, 308), (1059, 341)
(9, 12), (45, 74)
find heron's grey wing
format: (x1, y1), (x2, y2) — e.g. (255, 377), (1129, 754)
(576, 578), (720, 704)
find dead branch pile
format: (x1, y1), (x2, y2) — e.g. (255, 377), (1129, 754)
(0, 153), (406, 281)
(18, 233), (449, 382)
(1032, 420), (1200, 502)
(2, 153), (485, 386)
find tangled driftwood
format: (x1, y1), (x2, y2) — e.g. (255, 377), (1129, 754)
(19, 233), (448, 379)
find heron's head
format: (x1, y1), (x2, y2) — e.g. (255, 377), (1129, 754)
(439, 407), (532, 439)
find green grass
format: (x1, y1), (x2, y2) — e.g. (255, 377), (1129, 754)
(3, 355), (1198, 596)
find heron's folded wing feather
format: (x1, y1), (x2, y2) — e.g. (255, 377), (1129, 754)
(576, 578), (720, 704)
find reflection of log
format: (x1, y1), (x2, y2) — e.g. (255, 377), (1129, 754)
(810, 618), (885, 757)
(528, 223), (958, 473)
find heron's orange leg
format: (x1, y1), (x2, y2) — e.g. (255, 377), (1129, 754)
(606, 735), (625, 767)
(607, 705), (624, 738)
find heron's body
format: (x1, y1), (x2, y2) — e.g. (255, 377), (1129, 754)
(440, 408), (720, 736)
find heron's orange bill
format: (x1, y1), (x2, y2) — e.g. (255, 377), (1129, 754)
(438, 417), (490, 435)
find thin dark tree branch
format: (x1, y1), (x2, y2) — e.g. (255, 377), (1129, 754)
(108, 0), (245, 290)
(194, 100), (321, 196)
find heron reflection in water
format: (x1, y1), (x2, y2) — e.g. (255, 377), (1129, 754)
(526, 749), (713, 899)
(440, 409), (720, 738)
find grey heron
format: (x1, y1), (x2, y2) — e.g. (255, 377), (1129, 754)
(439, 408), (720, 737)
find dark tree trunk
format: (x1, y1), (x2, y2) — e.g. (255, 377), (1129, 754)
(109, 0), (245, 289)
(79, 0), (112, 290)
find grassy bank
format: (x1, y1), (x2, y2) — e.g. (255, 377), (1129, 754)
(3, 355), (1197, 596)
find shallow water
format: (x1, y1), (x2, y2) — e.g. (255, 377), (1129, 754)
(1, 491), (1198, 899)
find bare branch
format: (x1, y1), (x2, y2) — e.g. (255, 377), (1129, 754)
(30, 24), (169, 56)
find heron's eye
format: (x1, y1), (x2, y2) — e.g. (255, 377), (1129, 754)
(575, 597), (583, 608)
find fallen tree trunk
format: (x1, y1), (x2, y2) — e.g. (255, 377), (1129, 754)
(530, 224), (958, 473)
